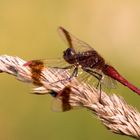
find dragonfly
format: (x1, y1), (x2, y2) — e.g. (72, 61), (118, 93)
(56, 26), (140, 96)
(24, 26), (140, 96)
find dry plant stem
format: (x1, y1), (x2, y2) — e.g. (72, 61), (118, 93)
(0, 55), (140, 139)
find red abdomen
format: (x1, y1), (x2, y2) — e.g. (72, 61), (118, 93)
(103, 64), (140, 96)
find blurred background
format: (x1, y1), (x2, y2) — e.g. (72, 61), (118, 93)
(0, 0), (140, 139)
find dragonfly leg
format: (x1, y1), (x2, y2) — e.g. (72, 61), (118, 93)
(97, 80), (102, 101)
(71, 67), (78, 77)
(82, 67), (102, 81)
(64, 66), (78, 80)
(82, 67), (103, 101)
(95, 79), (103, 103)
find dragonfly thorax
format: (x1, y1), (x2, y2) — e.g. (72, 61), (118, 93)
(76, 50), (105, 70)
(63, 48), (105, 70)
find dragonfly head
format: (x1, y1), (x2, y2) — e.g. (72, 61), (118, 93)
(63, 48), (75, 64)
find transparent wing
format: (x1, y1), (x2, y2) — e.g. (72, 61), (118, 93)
(50, 87), (73, 112)
(51, 97), (72, 112)
(34, 58), (68, 68)
(78, 68), (117, 90)
(23, 59), (73, 86)
(78, 68), (103, 89)
(58, 26), (95, 53)
(51, 97), (65, 112)
(101, 75), (117, 89)
(78, 69), (98, 85)
(23, 58), (73, 71)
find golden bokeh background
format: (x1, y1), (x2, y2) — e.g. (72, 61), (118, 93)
(0, 0), (140, 140)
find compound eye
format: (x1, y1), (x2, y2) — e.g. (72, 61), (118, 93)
(68, 48), (75, 56)
(64, 48), (73, 57)
(67, 48), (72, 56)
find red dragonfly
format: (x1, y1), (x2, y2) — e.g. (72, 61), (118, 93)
(24, 26), (140, 96)
(57, 26), (140, 96)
